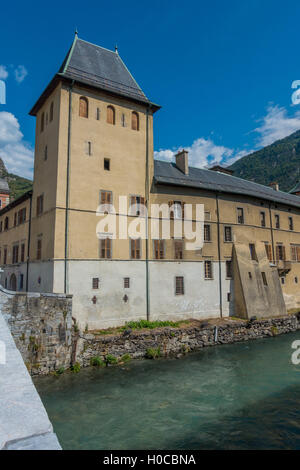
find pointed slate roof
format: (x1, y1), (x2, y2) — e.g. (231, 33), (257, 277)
(30, 35), (160, 115)
(154, 160), (300, 209)
(289, 181), (300, 195)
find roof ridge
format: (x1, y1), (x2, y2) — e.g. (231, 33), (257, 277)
(76, 37), (116, 55)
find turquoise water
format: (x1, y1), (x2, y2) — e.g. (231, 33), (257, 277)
(35, 332), (300, 450)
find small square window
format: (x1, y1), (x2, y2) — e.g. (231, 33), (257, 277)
(281, 277), (285, 285)
(104, 158), (110, 171)
(175, 276), (184, 295)
(124, 277), (130, 288)
(261, 272), (268, 286)
(92, 278), (99, 289)
(248, 272), (252, 279)
(227, 293), (231, 302)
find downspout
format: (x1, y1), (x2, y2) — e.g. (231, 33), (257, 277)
(145, 105), (150, 320)
(268, 202), (275, 262)
(216, 193), (223, 318)
(25, 192), (33, 292)
(64, 80), (74, 294)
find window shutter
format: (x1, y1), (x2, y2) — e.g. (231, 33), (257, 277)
(169, 201), (174, 219)
(297, 247), (300, 262)
(282, 245), (286, 260)
(182, 202), (185, 219)
(276, 245), (280, 261)
(140, 197), (145, 216)
(136, 239), (140, 259)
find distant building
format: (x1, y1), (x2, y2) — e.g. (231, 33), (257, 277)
(0, 35), (299, 328)
(0, 179), (10, 209)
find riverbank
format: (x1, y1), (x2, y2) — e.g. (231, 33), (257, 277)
(74, 313), (300, 370)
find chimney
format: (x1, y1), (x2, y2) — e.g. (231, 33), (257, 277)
(269, 182), (279, 191)
(175, 149), (189, 175)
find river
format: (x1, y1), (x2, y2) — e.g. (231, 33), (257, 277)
(35, 331), (300, 449)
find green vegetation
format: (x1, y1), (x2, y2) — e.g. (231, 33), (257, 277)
(123, 319), (184, 330)
(105, 354), (118, 365)
(119, 353), (131, 363)
(90, 356), (105, 367)
(145, 347), (161, 359)
(6, 173), (32, 200)
(271, 326), (279, 336)
(229, 129), (300, 192)
(70, 362), (81, 373)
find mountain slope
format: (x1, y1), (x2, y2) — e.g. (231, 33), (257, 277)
(0, 159), (32, 201)
(229, 130), (300, 192)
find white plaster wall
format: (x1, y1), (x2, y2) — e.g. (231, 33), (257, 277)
(27, 261), (54, 293)
(66, 260), (147, 330)
(149, 261), (223, 321)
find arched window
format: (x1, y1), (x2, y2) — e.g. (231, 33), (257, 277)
(41, 112), (44, 132)
(107, 105), (115, 125)
(79, 96), (88, 118)
(4, 216), (8, 230)
(131, 112), (139, 131)
(50, 102), (54, 122)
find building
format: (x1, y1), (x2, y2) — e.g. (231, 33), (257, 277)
(1, 34), (300, 329)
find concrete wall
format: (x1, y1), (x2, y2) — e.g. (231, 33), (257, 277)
(0, 288), (61, 449)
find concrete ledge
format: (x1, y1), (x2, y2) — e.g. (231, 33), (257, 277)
(0, 312), (61, 450)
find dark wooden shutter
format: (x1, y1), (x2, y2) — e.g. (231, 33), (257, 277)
(282, 245), (286, 260)
(297, 247), (300, 262)
(168, 201), (174, 219)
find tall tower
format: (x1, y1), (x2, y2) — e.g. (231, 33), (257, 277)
(28, 34), (160, 328)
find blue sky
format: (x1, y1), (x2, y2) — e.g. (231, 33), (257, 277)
(1, 0), (300, 179)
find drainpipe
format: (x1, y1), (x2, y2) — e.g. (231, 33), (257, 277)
(64, 80), (74, 294)
(25, 192), (33, 292)
(268, 202), (275, 262)
(216, 193), (223, 318)
(145, 105), (150, 321)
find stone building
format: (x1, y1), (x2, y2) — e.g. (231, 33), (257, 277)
(1, 34), (300, 328)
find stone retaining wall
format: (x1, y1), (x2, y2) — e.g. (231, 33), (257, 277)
(0, 287), (73, 375)
(76, 315), (300, 366)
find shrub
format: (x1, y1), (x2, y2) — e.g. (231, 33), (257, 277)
(90, 356), (105, 367)
(106, 354), (118, 365)
(145, 347), (161, 359)
(70, 362), (81, 373)
(120, 353), (131, 363)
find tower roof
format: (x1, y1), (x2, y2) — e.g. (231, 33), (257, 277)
(30, 35), (160, 115)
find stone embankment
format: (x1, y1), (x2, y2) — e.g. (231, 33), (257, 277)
(76, 314), (300, 366)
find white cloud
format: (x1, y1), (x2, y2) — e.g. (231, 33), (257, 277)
(0, 112), (33, 179)
(155, 138), (237, 169)
(254, 104), (300, 147)
(14, 65), (28, 83)
(0, 65), (8, 80)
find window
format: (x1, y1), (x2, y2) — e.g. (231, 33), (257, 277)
(3, 247), (7, 265)
(41, 112), (44, 132)
(12, 245), (19, 264)
(100, 237), (112, 259)
(85, 141), (92, 156)
(37, 239), (42, 260)
(20, 243), (25, 263)
(154, 240), (165, 259)
(175, 276), (184, 295)
(265, 243), (272, 261)
(18, 208), (26, 225)
(96, 107), (100, 120)
(131, 112), (139, 131)
(249, 243), (258, 261)
(276, 244), (286, 261)
(204, 211), (211, 221)
(50, 102), (54, 122)
(291, 245), (300, 262)
(0, 221), (2, 232)
(4, 217), (8, 230)
(104, 158), (110, 171)
(248, 272), (252, 279)
(19, 274), (24, 290)
(204, 260), (213, 279)
(14, 213), (17, 227)
(169, 201), (184, 219)
(261, 272), (268, 286)
(226, 260), (232, 279)
(260, 211), (266, 227)
(44, 145), (48, 161)
(130, 238), (141, 259)
(237, 208), (244, 224)
(204, 224), (211, 242)
(275, 214), (280, 229)
(227, 293), (231, 302)
(224, 226), (232, 242)
(46, 113), (48, 126)
(99, 190), (112, 213)
(174, 239), (184, 259)
(36, 195), (44, 216)
(121, 113), (126, 127)
(107, 105), (115, 125)
(289, 216), (294, 231)
(92, 278), (99, 289)
(130, 195), (145, 216)
(295, 277), (298, 284)
(124, 277), (130, 288)
(79, 97), (88, 118)
(281, 277), (285, 285)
